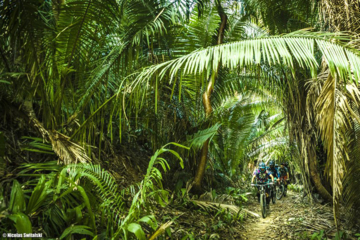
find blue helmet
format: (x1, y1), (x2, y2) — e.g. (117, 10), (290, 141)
(269, 160), (275, 168)
(259, 162), (266, 172)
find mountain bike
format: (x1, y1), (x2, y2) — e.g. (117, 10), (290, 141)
(251, 182), (273, 218)
(276, 178), (287, 200)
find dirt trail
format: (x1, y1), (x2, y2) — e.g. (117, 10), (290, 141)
(241, 191), (296, 239)
(157, 190), (359, 239)
(239, 191), (352, 240)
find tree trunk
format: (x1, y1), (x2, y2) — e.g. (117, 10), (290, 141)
(308, 144), (333, 203)
(286, 74), (333, 204)
(192, 5), (227, 194)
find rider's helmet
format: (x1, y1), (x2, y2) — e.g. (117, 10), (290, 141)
(259, 162), (266, 173)
(275, 164), (279, 168)
(269, 160), (275, 168)
(281, 162), (286, 167)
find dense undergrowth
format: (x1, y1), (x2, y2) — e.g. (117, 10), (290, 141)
(0, 140), (253, 239)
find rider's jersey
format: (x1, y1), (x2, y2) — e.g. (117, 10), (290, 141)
(253, 169), (271, 184)
(266, 166), (279, 178)
(278, 166), (288, 177)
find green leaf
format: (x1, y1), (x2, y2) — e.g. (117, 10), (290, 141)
(26, 175), (52, 214)
(127, 223), (146, 240)
(9, 213), (32, 236)
(76, 185), (96, 233)
(164, 142), (190, 150)
(59, 225), (94, 239)
(0, 80), (10, 84)
(9, 180), (25, 213)
(138, 215), (158, 230)
(181, 188), (187, 197)
(166, 227), (172, 238)
(20, 137), (54, 155)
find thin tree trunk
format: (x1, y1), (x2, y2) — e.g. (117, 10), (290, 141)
(193, 5), (227, 193)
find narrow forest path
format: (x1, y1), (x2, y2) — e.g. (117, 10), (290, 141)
(241, 191), (300, 239)
(239, 191), (353, 240)
(157, 190), (359, 239)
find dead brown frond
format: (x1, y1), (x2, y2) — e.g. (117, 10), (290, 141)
(191, 199), (240, 215)
(48, 131), (90, 164)
(306, 71), (360, 226)
(24, 101), (90, 164)
(148, 221), (173, 240)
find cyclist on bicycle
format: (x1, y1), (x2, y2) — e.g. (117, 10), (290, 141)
(251, 162), (274, 209)
(266, 160), (279, 179)
(266, 160), (279, 195)
(278, 162), (290, 190)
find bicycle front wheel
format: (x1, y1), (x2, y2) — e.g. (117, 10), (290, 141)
(272, 186), (276, 204)
(261, 194), (266, 218)
(276, 184), (283, 200)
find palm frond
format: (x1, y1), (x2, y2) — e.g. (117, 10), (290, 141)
(247, 136), (289, 158)
(129, 31), (360, 102)
(186, 123), (222, 150)
(343, 102), (360, 223)
(20, 137), (55, 155)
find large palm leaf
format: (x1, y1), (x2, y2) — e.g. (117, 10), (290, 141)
(130, 31), (360, 94)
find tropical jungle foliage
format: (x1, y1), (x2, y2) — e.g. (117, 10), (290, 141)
(1, 0), (360, 239)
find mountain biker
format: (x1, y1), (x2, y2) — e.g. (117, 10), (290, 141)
(251, 162), (274, 209)
(266, 160), (279, 196)
(266, 160), (279, 178)
(278, 162), (290, 191)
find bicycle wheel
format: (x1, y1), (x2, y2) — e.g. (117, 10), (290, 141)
(276, 184), (283, 200)
(272, 186), (276, 204)
(261, 194), (266, 218)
